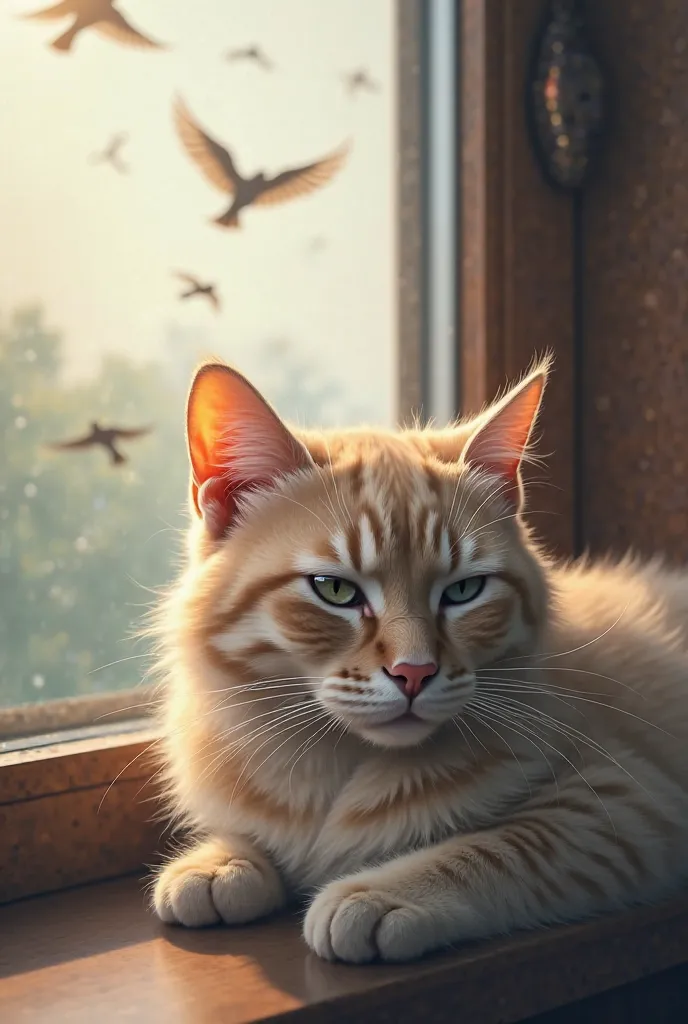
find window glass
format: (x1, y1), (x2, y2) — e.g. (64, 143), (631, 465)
(0, 0), (396, 707)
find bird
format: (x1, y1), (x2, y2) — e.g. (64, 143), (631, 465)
(174, 272), (220, 312)
(45, 422), (152, 466)
(342, 68), (380, 96)
(225, 44), (273, 71)
(90, 132), (129, 174)
(173, 98), (350, 230)
(19, 1), (166, 54)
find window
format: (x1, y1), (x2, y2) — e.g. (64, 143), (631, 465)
(1, 0), (407, 732)
(0, 0), (579, 903)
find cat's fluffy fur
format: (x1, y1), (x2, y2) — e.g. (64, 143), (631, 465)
(152, 358), (688, 963)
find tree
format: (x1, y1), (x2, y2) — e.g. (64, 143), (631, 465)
(0, 307), (187, 706)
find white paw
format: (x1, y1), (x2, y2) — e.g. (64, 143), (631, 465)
(304, 881), (440, 963)
(153, 847), (284, 927)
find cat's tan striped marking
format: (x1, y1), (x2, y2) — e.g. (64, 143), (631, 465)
(313, 537), (341, 562)
(274, 600), (354, 661)
(497, 571), (536, 626)
(345, 520), (362, 572)
(183, 729), (316, 827)
(212, 571), (302, 631)
(448, 525), (461, 571)
(415, 506), (431, 553)
(340, 760), (507, 828)
(568, 869), (608, 901)
(360, 502), (386, 555)
(453, 597), (512, 651)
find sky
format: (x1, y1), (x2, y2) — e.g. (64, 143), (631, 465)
(0, 0), (396, 424)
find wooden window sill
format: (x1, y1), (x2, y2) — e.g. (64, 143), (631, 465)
(0, 727), (161, 903)
(1, 876), (688, 1024)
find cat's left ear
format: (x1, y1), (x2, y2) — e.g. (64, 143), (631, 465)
(460, 362), (548, 507)
(186, 362), (313, 539)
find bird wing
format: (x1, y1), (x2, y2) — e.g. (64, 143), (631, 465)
(173, 99), (240, 195)
(111, 426), (152, 440)
(94, 9), (165, 49)
(253, 142), (350, 207)
(45, 433), (95, 451)
(174, 271), (201, 287)
(19, 2), (75, 20)
(208, 290), (220, 311)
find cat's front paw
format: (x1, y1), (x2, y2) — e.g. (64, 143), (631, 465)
(304, 879), (440, 963)
(153, 840), (285, 927)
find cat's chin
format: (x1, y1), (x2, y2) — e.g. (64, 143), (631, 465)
(356, 712), (439, 748)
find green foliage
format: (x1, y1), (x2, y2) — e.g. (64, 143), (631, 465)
(0, 306), (188, 707)
(0, 307), (351, 708)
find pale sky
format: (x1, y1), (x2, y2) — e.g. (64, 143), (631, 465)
(1, 0), (396, 424)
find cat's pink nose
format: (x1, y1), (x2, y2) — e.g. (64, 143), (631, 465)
(385, 661), (438, 699)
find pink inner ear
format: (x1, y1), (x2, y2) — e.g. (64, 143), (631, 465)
(187, 363), (313, 539)
(462, 372), (545, 484)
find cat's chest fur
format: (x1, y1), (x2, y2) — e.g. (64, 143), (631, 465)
(202, 738), (539, 891)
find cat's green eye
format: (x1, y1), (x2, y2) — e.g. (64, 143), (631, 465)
(309, 575), (363, 608)
(441, 576), (486, 606)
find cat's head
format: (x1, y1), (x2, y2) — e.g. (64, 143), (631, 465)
(180, 359), (550, 749)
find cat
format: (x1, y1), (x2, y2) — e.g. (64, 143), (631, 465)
(151, 356), (688, 964)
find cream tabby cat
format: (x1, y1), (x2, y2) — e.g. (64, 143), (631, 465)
(152, 358), (688, 963)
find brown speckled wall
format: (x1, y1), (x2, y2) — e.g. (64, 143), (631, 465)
(583, 2), (688, 560)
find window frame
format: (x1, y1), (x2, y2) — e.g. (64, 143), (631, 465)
(0, 0), (578, 902)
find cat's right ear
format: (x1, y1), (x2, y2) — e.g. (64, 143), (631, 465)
(186, 362), (313, 539)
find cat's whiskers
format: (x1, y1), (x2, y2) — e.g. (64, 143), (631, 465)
(451, 715), (481, 762)
(286, 714), (344, 796)
(464, 508), (558, 544)
(480, 663), (645, 698)
(201, 674), (323, 708)
(226, 705), (333, 804)
(197, 701), (326, 787)
(477, 677), (585, 717)
(455, 710), (533, 793)
(96, 698), (163, 720)
(322, 436), (356, 532)
(271, 492), (331, 531)
(466, 698), (619, 828)
(464, 705), (560, 795)
(503, 606), (631, 664)
(89, 652), (153, 675)
(477, 676), (669, 734)
(455, 476), (512, 541)
(469, 691), (648, 804)
(205, 682), (320, 717)
(97, 738), (161, 813)
(185, 694), (319, 763)
(198, 697), (321, 761)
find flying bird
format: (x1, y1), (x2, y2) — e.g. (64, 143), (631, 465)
(19, 0), (165, 54)
(342, 68), (380, 96)
(45, 422), (152, 466)
(225, 44), (273, 71)
(90, 132), (129, 173)
(173, 97), (349, 230)
(174, 272), (220, 312)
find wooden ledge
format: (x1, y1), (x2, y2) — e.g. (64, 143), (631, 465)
(1, 877), (688, 1023)
(0, 728), (161, 903)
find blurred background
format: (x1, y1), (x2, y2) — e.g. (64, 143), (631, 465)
(6, 0), (684, 732)
(0, 0), (396, 707)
